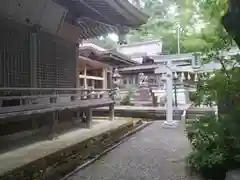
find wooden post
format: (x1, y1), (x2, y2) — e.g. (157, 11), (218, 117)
(92, 80), (95, 89)
(102, 68), (107, 89)
(109, 103), (114, 121)
(51, 111), (59, 138)
(31, 118), (38, 136)
(21, 98), (29, 105)
(76, 46), (80, 88)
(75, 111), (80, 120)
(73, 110), (81, 126)
(86, 108), (92, 128)
(84, 66), (87, 89)
(71, 95), (77, 101)
(108, 69), (113, 89)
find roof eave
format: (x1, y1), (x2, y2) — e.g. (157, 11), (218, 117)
(101, 53), (139, 65)
(104, 0), (149, 28)
(115, 0), (149, 27)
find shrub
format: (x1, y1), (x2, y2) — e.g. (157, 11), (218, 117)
(189, 92), (197, 102)
(120, 89), (134, 106)
(186, 113), (240, 180)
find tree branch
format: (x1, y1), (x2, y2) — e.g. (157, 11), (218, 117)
(217, 56), (230, 79)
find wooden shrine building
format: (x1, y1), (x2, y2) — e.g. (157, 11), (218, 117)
(0, 0), (148, 151)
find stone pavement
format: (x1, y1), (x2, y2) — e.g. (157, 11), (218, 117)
(67, 121), (202, 180)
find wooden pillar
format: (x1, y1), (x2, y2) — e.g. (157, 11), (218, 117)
(133, 75), (137, 87)
(76, 49), (80, 88)
(108, 69), (113, 89)
(109, 103), (114, 121)
(84, 66), (87, 89)
(126, 76), (129, 87)
(86, 108), (92, 128)
(76, 111), (80, 119)
(102, 68), (107, 89)
(92, 80), (95, 89)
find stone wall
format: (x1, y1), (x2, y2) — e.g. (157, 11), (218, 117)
(93, 109), (183, 120)
(0, 120), (145, 180)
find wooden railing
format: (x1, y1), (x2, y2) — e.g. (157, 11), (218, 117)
(0, 87), (114, 107)
(0, 87), (116, 138)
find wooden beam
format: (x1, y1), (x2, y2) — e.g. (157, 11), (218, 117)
(79, 75), (104, 81)
(51, 111), (59, 139)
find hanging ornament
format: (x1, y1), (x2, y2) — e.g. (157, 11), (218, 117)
(194, 74), (198, 82)
(174, 72), (178, 78)
(181, 72), (185, 80)
(163, 82), (166, 89)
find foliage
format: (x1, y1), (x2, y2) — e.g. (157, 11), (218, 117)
(189, 92), (197, 102)
(186, 51), (240, 179)
(186, 113), (240, 180)
(184, 0), (240, 175)
(93, 0), (233, 55)
(126, 0), (232, 54)
(120, 89), (134, 106)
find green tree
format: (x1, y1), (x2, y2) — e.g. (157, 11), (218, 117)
(126, 0), (232, 54)
(97, 0), (232, 54)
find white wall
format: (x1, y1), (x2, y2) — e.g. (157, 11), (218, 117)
(118, 41), (162, 57)
(153, 89), (190, 105)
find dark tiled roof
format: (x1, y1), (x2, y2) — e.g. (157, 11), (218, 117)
(54, 0), (149, 39)
(79, 45), (139, 66)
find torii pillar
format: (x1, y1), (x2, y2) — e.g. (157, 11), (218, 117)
(155, 61), (179, 128)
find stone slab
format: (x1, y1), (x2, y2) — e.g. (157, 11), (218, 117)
(0, 119), (131, 175)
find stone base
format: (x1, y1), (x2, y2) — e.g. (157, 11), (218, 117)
(226, 169), (240, 180)
(162, 120), (179, 128)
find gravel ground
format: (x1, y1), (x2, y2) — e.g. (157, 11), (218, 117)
(67, 121), (202, 180)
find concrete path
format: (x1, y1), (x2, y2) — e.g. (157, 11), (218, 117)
(67, 121), (201, 180)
